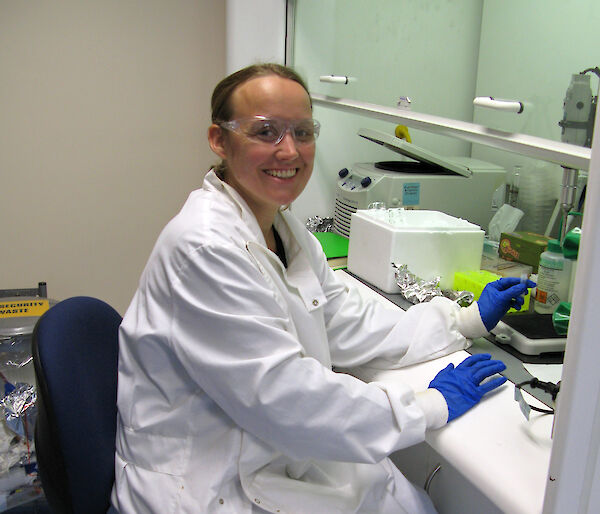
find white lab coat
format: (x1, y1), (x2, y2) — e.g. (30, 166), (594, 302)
(111, 170), (487, 514)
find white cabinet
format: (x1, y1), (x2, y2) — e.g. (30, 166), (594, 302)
(392, 442), (503, 514)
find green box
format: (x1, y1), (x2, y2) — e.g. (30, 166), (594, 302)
(313, 232), (348, 258)
(498, 231), (551, 272)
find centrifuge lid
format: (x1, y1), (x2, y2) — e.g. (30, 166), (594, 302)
(358, 128), (473, 178)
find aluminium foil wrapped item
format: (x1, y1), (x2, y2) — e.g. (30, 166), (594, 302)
(305, 216), (334, 233)
(1, 384), (36, 441)
(0, 334), (33, 370)
(393, 264), (474, 307)
(393, 264), (443, 304)
(442, 289), (475, 308)
(0, 383), (39, 503)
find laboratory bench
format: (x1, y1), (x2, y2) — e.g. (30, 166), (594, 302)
(336, 270), (558, 514)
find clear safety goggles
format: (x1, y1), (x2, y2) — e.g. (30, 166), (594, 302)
(218, 116), (321, 145)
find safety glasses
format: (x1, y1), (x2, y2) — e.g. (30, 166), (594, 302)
(218, 116), (320, 145)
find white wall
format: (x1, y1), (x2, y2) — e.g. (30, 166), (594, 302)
(0, 0), (226, 314)
(225, 0), (286, 73)
(290, 0), (484, 221)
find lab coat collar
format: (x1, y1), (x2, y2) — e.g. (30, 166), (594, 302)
(203, 170), (266, 246)
(245, 212), (326, 313)
(275, 212), (327, 312)
(204, 170), (326, 312)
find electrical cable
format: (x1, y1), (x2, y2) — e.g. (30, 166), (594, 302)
(515, 377), (560, 416)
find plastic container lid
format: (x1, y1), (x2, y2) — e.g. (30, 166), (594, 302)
(363, 208), (480, 231)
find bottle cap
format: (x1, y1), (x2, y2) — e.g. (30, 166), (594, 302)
(552, 301), (571, 336)
(563, 228), (581, 259)
(547, 239), (562, 253)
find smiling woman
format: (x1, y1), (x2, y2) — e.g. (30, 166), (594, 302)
(110, 63), (530, 514)
(207, 71), (317, 248)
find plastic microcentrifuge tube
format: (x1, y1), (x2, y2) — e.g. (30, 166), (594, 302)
(367, 202), (388, 223)
(520, 272), (528, 298)
(509, 166), (521, 207)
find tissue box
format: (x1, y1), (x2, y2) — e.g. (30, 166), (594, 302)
(347, 209), (485, 292)
(498, 231), (551, 272)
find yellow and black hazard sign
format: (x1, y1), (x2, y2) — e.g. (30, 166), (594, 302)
(0, 299), (50, 319)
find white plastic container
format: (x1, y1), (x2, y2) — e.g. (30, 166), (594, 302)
(347, 209), (485, 292)
(534, 239), (572, 314)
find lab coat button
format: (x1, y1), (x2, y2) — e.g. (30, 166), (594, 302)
(219, 498), (224, 505)
(312, 299), (319, 306)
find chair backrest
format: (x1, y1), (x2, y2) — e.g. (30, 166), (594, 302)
(32, 296), (122, 514)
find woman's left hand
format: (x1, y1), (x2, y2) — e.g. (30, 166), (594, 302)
(477, 277), (536, 331)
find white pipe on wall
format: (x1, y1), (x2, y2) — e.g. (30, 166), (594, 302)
(311, 93), (590, 171)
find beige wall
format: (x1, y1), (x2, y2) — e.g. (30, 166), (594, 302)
(1, 1), (226, 314)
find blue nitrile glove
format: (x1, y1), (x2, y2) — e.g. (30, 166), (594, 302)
(477, 277), (536, 331)
(429, 353), (507, 422)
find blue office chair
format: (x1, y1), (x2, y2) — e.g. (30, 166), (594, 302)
(32, 296), (122, 514)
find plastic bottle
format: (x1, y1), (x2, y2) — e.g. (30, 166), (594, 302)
(567, 259), (577, 302)
(563, 227), (582, 302)
(534, 239), (572, 314)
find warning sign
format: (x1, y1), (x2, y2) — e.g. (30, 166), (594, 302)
(0, 299), (50, 319)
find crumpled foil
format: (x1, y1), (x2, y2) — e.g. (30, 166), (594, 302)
(442, 289), (475, 308)
(393, 264), (474, 307)
(0, 335), (34, 371)
(305, 216), (334, 233)
(1, 383), (37, 440)
(393, 264), (443, 304)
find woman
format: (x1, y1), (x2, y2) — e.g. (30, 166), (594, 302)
(110, 63), (533, 513)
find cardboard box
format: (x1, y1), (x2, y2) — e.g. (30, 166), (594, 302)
(498, 231), (551, 272)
